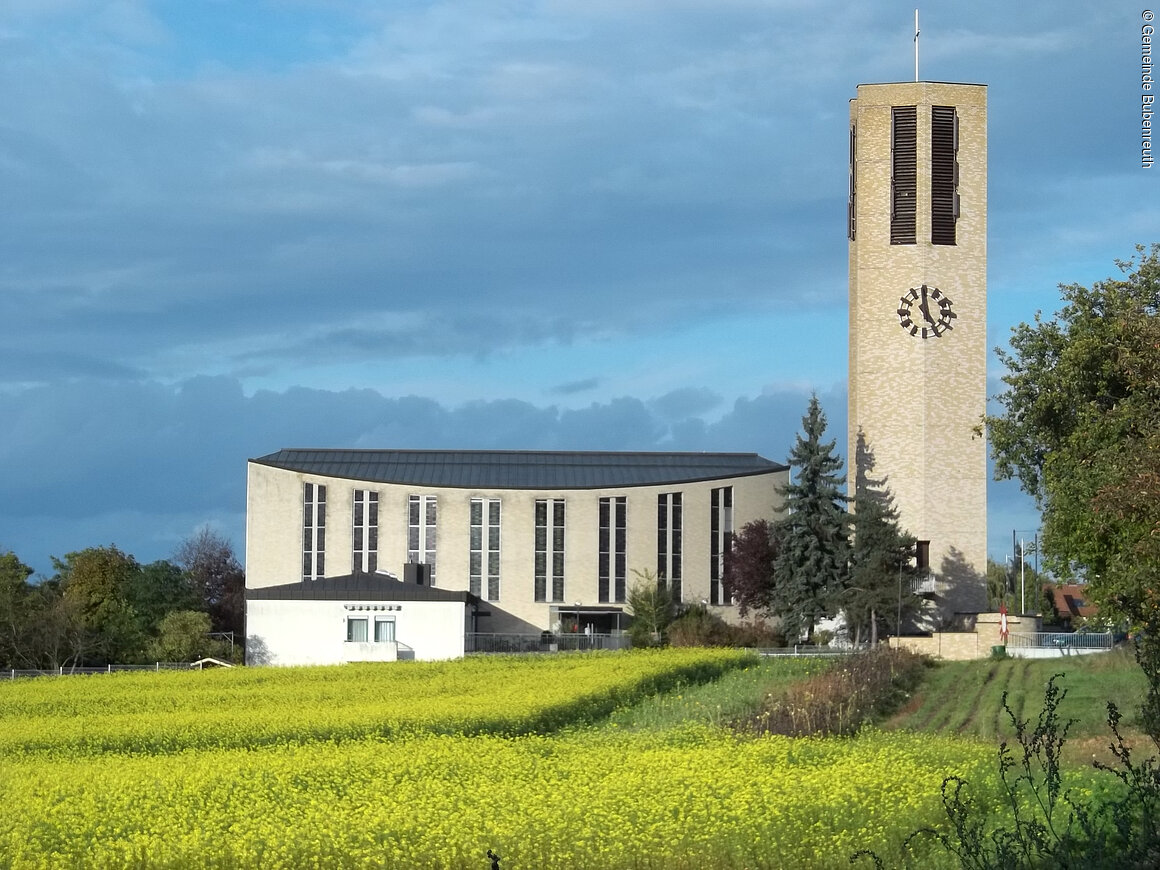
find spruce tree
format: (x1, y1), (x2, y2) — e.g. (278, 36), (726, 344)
(772, 395), (850, 642)
(846, 472), (917, 645)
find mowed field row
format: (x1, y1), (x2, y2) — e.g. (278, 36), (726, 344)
(887, 648), (1148, 742)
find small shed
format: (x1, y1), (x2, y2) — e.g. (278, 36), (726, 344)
(245, 571), (480, 666)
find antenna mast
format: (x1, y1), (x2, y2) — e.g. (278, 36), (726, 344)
(914, 10), (920, 81)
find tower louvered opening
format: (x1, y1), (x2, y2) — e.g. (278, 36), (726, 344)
(848, 124), (857, 241)
(931, 105), (959, 245)
(890, 107), (917, 245)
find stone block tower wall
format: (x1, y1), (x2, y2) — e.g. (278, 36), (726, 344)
(848, 82), (988, 615)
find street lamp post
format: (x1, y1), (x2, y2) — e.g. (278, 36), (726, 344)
(1013, 528), (1040, 615)
(897, 559), (903, 644)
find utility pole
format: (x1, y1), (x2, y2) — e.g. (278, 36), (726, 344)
(1020, 538), (1026, 616)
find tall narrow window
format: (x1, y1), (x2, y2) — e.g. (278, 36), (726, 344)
(407, 495), (438, 584)
(657, 492), (683, 602)
(303, 482), (326, 581)
(352, 489), (378, 573)
(709, 487), (734, 605)
(599, 496), (627, 603)
(917, 540), (931, 573)
(890, 106), (917, 245)
(847, 124), (857, 241)
(931, 105), (959, 245)
(535, 498), (565, 602)
(470, 497), (502, 601)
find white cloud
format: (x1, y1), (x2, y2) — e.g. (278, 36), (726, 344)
(247, 148), (480, 186)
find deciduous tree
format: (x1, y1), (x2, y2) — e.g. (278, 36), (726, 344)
(127, 560), (202, 634)
(988, 244), (1160, 737)
(988, 244), (1160, 597)
(53, 546), (145, 665)
(722, 519), (779, 618)
(0, 551), (35, 668)
(175, 527), (245, 636)
(147, 610), (218, 662)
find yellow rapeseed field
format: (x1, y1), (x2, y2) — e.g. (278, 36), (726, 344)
(0, 650), (996, 869)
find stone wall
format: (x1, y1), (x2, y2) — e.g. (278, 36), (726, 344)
(889, 611), (1041, 660)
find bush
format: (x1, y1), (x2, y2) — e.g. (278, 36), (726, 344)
(736, 647), (926, 737)
(667, 607), (787, 649)
(728, 619), (787, 648)
(626, 570), (676, 647)
(667, 605), (730, 647)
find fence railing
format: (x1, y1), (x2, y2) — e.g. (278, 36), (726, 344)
(466, 632), (630, 653)
(1, 663), (199, 680)
(751, 645), (859, 657)
(1006, 631), (1114, 651)
(465, 635), (862, 657)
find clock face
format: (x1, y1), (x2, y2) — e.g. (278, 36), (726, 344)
(897, 285), (956, 338)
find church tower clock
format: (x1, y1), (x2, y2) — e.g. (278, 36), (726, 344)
(848, 82), (988, 616)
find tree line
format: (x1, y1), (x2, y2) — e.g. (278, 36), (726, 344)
(0, 528), (244, 669)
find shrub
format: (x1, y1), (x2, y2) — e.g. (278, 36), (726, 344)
(728, 619), (787, 648)
(736, 647), (926, 737)
(667, 605), (730, 647)
(667, 607), (788, 649)
(626, 570), (676, 647)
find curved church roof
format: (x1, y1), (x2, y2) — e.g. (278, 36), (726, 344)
(250, 449), (786, 490)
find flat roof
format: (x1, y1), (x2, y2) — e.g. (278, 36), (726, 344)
(250, 449), (786, 490)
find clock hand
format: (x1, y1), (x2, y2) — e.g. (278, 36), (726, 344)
(919, 289), (937, 325)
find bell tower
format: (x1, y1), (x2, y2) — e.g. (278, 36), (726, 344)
(848, 81), (988, 616)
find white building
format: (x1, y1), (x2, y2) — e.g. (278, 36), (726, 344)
(246, 572), (475, 665)
(245, 449), (788, 663)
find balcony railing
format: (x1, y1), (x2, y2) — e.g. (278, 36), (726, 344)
(910, 572), (938, 595)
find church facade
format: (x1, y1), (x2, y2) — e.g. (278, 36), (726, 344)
(245, 449), (787, 661)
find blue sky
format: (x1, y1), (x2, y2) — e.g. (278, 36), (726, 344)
(0, 0), (1154, 576)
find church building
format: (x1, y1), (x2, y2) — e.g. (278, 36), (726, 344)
(243, 76), (992, 664)
(245, 450), (787, 663)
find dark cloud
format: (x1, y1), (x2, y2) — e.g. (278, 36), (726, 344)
(0, 373), (1039, 576)
(648, 387), (722, 421)
(550, 377), (602, 396)
(0, 376), (824, 573)
(0, 349), (145, 383)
